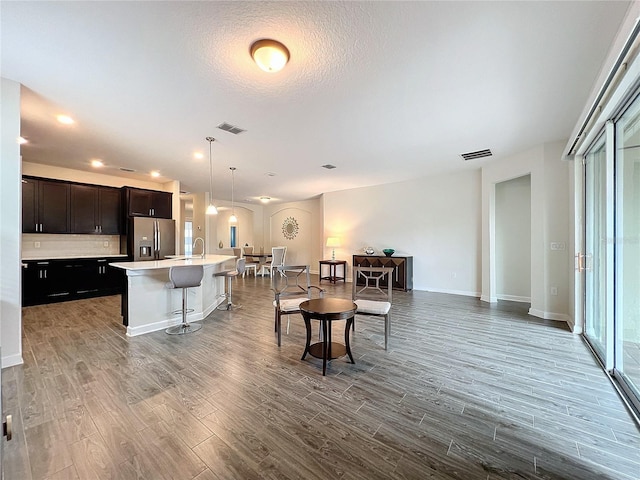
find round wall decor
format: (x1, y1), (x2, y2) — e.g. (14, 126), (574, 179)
(282, 216), (299, 240)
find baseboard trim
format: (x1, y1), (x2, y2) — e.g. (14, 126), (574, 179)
(496, 294), (531, 303)
(528, 308), (571, 323)
(480, 295), (498, 303)
(2, 352), (24, 368)
(426, 288), (480, 298)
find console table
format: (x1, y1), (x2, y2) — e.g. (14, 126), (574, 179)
(319, 259), (346, 284)
(352, 254), (413, 291)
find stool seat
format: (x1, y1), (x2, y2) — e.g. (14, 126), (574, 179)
(165, 265), (204, 335)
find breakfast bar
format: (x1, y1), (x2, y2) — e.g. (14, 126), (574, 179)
(111, 254), (236, 336)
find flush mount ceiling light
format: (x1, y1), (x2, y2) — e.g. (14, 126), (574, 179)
(250, 39), (289, 73)
(205, 136), (218, 215)
(259, 196), (271, 204)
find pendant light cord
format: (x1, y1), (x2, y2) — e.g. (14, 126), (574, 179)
(207, 137), (215, 202)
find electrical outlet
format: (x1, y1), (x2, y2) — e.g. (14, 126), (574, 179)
(550, 286), (558, 296)
(451, 272), (457, 278)
(103, 241), (109, 247)
(550, 242), (566, 251)
(34, 241), (40, 248)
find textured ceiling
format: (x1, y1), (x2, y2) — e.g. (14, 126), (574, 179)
(1, 1), (631, 204)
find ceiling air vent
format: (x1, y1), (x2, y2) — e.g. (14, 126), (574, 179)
(322, 164), (336, 170)
(460, 149), (492, 161)
(119, 167), (136, 172)
(217, 122), (246, 135)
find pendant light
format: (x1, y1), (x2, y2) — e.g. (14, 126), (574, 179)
(205, 137), (218, 215)
(229, 167), (237, 223)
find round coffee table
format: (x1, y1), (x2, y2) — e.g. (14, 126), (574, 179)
(300, 298), (357, 375)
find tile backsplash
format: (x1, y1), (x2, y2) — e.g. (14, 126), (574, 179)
(22, 234), (122, 259)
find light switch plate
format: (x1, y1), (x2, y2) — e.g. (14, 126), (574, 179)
(34, 241), (40, 248)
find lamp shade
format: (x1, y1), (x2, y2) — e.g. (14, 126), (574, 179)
(326, 237), (340, 247)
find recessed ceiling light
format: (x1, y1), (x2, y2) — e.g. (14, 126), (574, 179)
(194, 152), (203, 159)
(266, 172), (276, 177)
(322, 164), (336, 169)
(259, 196), (271, 203)
(18, 136), (28, 144)
(56, 114), (74, 125)
(91, 159), (104, 168)
(150, 171), (160, 178)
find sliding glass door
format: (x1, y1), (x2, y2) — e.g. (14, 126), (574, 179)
(584, 135), (609, 363)
(614, 96), (640, 409)
(583, 93), (640, 413)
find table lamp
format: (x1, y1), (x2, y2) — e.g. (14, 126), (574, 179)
(326, 237), (340, 261)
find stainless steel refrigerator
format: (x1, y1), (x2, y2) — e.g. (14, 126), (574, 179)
(128, 217), (176, 261)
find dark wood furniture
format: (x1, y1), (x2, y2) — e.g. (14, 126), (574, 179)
(123, 186), (172, 218)
(70, 184), (121, 234)
(352, 254), (413, 291)
(300, 298), (357, 375)
(22, 256), (127, 306)
(22, 177), (70, 233)
(319, 259), (346, 284)
(22, 176), (123, 234)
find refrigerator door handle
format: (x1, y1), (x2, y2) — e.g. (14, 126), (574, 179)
(155, 220), (161, 259)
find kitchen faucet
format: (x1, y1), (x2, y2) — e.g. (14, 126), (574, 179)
(192, 237), (205, 258)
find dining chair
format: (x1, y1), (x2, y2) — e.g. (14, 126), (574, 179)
(272, 265), (324, 347)
(264, 246), (287, 277)
(352, 266), (393, 350)
(242, 245), (258, 277)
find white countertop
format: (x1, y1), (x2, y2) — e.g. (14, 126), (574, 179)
(22, 254), (129, 261)
(111, 254), (236, 271)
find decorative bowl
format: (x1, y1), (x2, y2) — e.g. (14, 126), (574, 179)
(382, 248), (395, 257)
(364, 247), (375, 255)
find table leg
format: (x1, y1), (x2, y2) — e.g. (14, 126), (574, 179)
(322, 319), (328, 376)
(345, 317), (355, 364)
(301, 315), (312, 360)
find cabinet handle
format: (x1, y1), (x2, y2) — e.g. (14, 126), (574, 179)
(44, 270), (47, 279)
(35, 223), (38, 232)
(4, 415), (12, 441)
(99, 225), (102, 233)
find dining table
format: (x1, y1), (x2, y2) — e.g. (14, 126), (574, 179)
(245, 252), (272, 276)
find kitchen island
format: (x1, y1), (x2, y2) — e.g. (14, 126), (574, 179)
(111, 254), (236, 336)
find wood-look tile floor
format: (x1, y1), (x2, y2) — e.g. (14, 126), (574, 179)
(3, 275), (640, 480)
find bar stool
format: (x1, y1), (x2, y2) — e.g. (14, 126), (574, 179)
(218, 258), (245, 310)
(165, 265), (204, 335)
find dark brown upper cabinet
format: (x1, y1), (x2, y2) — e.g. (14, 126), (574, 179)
(124, 187), (172, 219)
(70, 184), (122, 234)
(22, 177), (70, 233)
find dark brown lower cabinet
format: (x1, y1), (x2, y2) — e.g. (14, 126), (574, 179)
(22, 257), (127, 306)
(352, 254), (413, 291)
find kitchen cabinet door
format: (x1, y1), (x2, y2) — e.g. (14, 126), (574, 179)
(98, 187), (121, 234)
(71, 184), (99, 233)
(22, 178), (38, 233)
(38, 180), (70, 233)
(150, 191), (172, 219)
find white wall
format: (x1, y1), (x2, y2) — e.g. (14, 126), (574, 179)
(262, 199), (322, 273)
(1, 78), (23, 367)
(323, 170), (482, 294)
(482, 141), (571, 323)
(495, 175), (531, 301)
